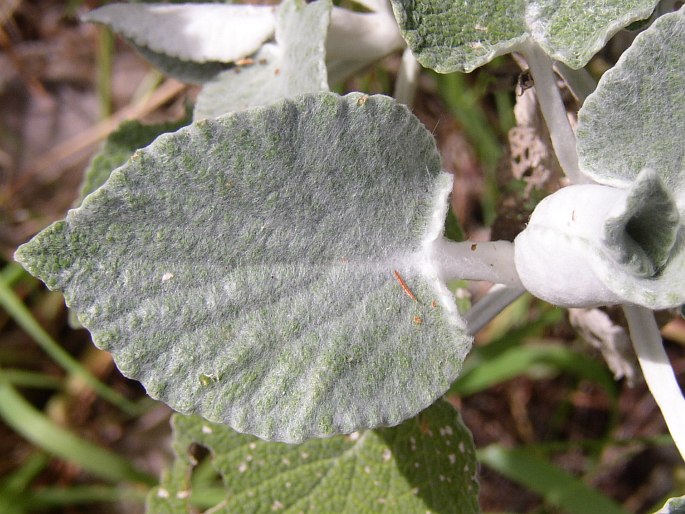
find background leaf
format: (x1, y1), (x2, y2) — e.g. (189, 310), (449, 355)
(79, 118), (190, 203)
(15, 92), (471, 443)
(577, 6), (685, 199)
(194, 0), (330, 119)
(390, 0), (659, 72)
(83, 3), (276, 64)
(147, 400), (479, 514)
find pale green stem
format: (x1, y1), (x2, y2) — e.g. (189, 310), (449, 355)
(518, 40), (588, 184)
(623, 304), (685, 461)
(553, 62), (597, 105)
(430, 239), (523, 288)
(465, 284), (526, 334)
(394, 47), (420, 106)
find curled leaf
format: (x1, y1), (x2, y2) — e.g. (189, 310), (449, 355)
(514, 169), (685, 309)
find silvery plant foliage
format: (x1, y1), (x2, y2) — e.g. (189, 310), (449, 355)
(14, 0), (685, 511)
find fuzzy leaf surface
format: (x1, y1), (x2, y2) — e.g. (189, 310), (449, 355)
(15, 92), (470, 442)
(147, 400), (479, 514)
(83, 3), (275, 64)
(390, 0), (659, 72)
(194, 0), (330, 119)
(577, 6), (685, 203)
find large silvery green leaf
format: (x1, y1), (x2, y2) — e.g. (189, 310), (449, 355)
(15, 92), (471, 443)
(389, 0), (659, 72)
(194, 0), (330, 119)
(147, 401), (479, 513)
(577, 6), (685, 202)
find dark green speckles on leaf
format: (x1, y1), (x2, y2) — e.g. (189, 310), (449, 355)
(146, 400), (479, 513)
(390, 0), (660, 72)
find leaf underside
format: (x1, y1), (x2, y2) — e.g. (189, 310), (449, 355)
(15, 92), (470, 442)
(194, 0), (330, 119)
(390, 0), (659, 72)
(147, 400), (479, 514)
(83, 3), (276, 64)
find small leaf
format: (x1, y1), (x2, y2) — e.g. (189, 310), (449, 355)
(390, 0), (659, 72)
(194, 0), (330, 119)
(15, 92), (471, 442)
(577, 6), (685, 199)
(444, 207), (465, 243)
(147, 400), (479, 514)
(83, 3), (276, 64)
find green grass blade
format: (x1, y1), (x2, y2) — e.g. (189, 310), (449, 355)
(478, 444), (629, 514)
(1, 453), (49, 493)
(467, 307), (565, 367)
(0, 277), (140, 415)
(436, 71), (501, 225)
(452, 343), (617, 397)
(2, 369), (63, 389)
(0, 380), (155, 486)
(0, 262), (28, 287)
(14, 485), (147, 511)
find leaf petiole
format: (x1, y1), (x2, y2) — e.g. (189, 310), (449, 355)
(518, 40), (588, 184)
(430, 239), (522, 287)
(465, 284), (526, 335)
(623, 304), (685, 461)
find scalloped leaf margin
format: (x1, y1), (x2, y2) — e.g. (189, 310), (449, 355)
(15, 92), (471, 443)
